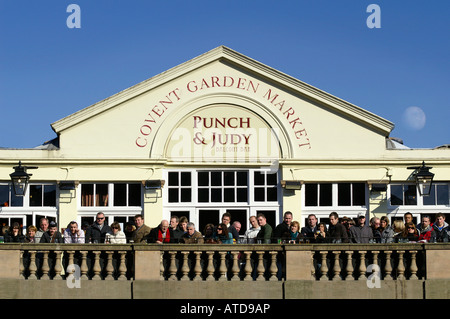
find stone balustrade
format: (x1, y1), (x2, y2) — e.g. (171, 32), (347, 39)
(0, 243), (449, 299)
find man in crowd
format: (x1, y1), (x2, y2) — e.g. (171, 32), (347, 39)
(63, 221), (85, 243)
(133, 214), (151, 243)
(170, 215), (184, 243)
(85, 212), (111, 243)
(181, 222), (204, 244)
(432, 213), (449, 242)
(40, 221), (64, 243)
(221, 212), (240, 242)
(328, 212), (349, 243)
(417, 215), (436, 242)
(272, 211), (293, 242)
(244, 216), (260, 243)
(349, 213), (373, 243)
(300, 214), (319, 242)
(256, 213), (272, 243)
(36, 217), (49, 242)
(147, 219), (174, 243)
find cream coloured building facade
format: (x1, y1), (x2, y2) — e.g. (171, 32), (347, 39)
(1, 46), (449, 233)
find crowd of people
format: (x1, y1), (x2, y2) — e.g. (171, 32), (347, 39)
(1, 211), (448, 244)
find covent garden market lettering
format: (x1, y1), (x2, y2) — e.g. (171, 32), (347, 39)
(134, 75), (311, 150)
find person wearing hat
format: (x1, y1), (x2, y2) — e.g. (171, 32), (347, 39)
(40, 221), (64, 243)
(349, 213), (373, 243)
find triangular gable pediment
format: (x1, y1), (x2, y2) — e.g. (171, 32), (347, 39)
(50, 46), (394, 160)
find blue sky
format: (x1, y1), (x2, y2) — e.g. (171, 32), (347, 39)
(0, 0), (449, 149)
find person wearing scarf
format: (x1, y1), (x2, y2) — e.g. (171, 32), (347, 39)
(147, 220), (174, 243)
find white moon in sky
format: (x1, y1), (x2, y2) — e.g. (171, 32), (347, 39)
(402, 106), (426, 131)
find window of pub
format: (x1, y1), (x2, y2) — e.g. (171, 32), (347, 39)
(164, 169), (280, 234)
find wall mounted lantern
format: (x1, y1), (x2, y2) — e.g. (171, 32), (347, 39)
(280, 180), (302, 190)
(9, 161), (38, 196)
(407, 161), (435, 196)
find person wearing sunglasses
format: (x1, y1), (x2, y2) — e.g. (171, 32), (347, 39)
(396, 222), (419, 243)
(212, 223), (233, 244)
(85, 212), (111, 243)
(105, 221), (127, 244)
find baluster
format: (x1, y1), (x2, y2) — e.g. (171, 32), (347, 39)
(19, 251), (25, 279)
(205, 251), (215, 281)
(180, 251), (190, 281)
(66, 250), (75, 280)
(105, 251), (114, 280)
(319, 251), (329, 281)
(332, 251), (341, 281)
(256, 251), (265, 281)
(243, 251), (253, 281)
(230, 251), (240, 281)
(160, 251), (165, 280)
(311, 252), (316, 280)
(28, 251), (38, 280)
(218, 252), (228, 281)
(168, 251), (178, 281)
(397, 251), (405, 280)
(92, 251), (102, 280)
(384, 251), (393, 280)
(358, 251), (367, 280)
(193, 251), (203, 281)
(269, 251), (278, 281)
(345, 251), (354, 280)
(118, 251), (127, 280)
(371, 250), (380, 279)
(409, 250), (418, 280)
(80, 251), (89, 280)
(54, 251), (63, 280)
(41, 251), (50, 280)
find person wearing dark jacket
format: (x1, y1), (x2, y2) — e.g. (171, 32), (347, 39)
(328, 212), (349, 243)
(85, 212), (111, 243)
(147, 220), (174, 243)
(4, 222), (25, 243)
(40, 221), (64, 243)
(273, 211), (293, 242)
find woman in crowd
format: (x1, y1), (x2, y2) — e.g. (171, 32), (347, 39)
(314, 222), (329, 243)
(25, 225), (38, 243)
(392, 220), (405, 240)
(213, 223), (233, 244)
(5, 222), (25, 243)
(395, 222), (420, 243)
(203, 223), (218, 243)
(379, 216), (394, 243)
(105, 221), (127, 244)
(283, 221), (303, 243)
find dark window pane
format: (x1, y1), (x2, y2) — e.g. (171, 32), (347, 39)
(81, 184), (94, 206)
(168, 189), (179, 203)
(114, 184), (127, 206)
(305, 184), (318, 206)
(437, 185), (449, 205)
(198, 172), (209, 186)
(404, 185), (417, 205)
(43, 185), (56, 207)
(254, 187), (265, 201)
(211, 172), (222, 186)
(224, 171), (235, 186)
(224, 188), (235, 202)
(338, 183), (351, 206)
(128, 184), (141, 206)
(390, 185), (403, 205)
(10, 192), (23, 207)
(319, 183), (332, 206)
(96, 184), (108, 206)
(181, 172), (191, 186)
(352, 183), (366, 206)
(423, 186), (436, 205)
(254, 171), (264, 185)
(267, 186), (277, 201)
(266, 173), (277, 185)
(211, 188), (222, 202)
(0, 185), (9, 206)
(181, 188), (191, 202)
(237, 172), (248, 186)
(237, 188), (247, 202)
(198, 188), (209, 202)
(168, 172), (179, 186)
(29, 185), (42, 207)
